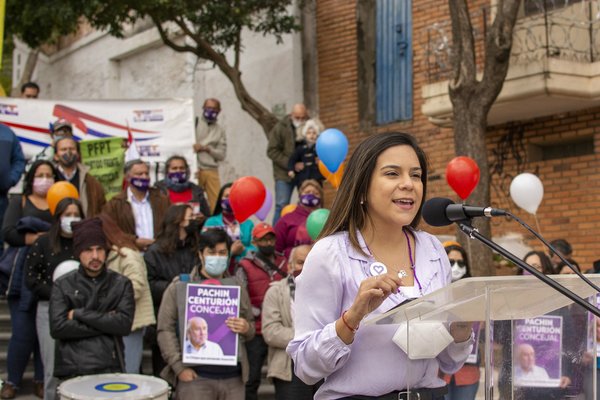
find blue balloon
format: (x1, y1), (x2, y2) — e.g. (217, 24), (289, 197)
(316, 128), (348, 173)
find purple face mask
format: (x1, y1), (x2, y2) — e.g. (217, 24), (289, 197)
(130, 177), (150, 192)
(167, 171), (187, 184)
(203, 108), (219, 123)
(221, 198), (233, 213)
(300, 193), (321, 208)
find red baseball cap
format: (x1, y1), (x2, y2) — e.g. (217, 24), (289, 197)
(252, 223), (275, 239)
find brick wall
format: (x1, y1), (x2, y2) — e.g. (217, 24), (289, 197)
(315, 0), (600, 270)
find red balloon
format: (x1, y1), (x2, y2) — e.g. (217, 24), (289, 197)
(446, 156), (480, 200)
(229, 177), (266, 223)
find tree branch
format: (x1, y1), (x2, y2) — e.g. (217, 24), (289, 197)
(150, 15), (197, 54)
(480, 0), (521, 108)
(448, 0), (477, 92)
(234, 29), (241, 71)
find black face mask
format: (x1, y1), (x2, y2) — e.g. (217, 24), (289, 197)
(258, 245), (275, 257)
(185, 220), (200, 236)
(61, 152), (78, 168)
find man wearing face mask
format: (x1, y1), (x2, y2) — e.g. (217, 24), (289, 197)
(194, 98), (226, 211)
(157, 229), (254, 400)
(155, 155), (211, 220)
(53, 136), (106, 217)
(235, 223), (288, 400)
(103, 159), (170, 252)
(267, 103), (309, 225)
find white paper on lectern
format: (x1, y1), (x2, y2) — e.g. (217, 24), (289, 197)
(392, 321), (454, 359)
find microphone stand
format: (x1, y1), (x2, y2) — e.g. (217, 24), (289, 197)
(457, 220), (600, 318)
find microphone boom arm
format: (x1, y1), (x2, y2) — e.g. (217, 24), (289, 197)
(457, 221), (600, 318)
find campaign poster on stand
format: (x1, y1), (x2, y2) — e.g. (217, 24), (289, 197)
(513, 316), (562, 387)
(182, 284), (240, 366)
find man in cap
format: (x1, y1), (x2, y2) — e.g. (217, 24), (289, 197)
(236, 223), (288, 400)
(49, 218), (134, 380)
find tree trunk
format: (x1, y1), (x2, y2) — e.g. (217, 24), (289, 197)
(447, 0), (521, 276)
(11, 48), (39, 97)
(451, 98), (494, 277)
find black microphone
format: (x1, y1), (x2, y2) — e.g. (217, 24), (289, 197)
(422, 197), (507, 227)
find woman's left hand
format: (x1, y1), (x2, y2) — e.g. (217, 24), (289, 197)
(449, 321), (473, 343)
(226, 317), (250, 334)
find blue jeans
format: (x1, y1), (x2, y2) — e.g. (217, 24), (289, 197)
(273, 180), (295, 225)
(123, 328), (145, 373)
(444, 380), (479, 400)
(6, 298), (43, 387)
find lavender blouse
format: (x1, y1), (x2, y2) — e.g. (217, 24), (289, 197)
(286, 229), (472, 399)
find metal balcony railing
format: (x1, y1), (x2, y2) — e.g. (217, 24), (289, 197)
(422, 0), (600, 84)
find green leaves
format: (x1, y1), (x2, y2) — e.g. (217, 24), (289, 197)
(8, 0), (299, 54)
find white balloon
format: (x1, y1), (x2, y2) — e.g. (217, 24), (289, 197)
(510, 173), (544, 214)
(53, 260), (80, 282)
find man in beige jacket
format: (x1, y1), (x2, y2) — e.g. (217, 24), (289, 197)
(262, 244), (316, 399)
(194, 98), (227, 211)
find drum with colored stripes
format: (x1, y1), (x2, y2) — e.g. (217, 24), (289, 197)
(58, 374), (169, 399)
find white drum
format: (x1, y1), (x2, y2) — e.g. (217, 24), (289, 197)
(58, 374), (169, 400)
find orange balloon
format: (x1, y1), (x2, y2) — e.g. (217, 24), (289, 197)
(281, 204), (297, 217)
(47, 182), (79, 215)
(327, 162), (345, 188)
(318, 160), (332, 179)
(318, 160), (344, 189)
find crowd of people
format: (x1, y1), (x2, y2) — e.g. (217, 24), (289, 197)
(0, 82), (596, 400)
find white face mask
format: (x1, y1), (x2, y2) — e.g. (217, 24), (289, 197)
(292, 119), (304, 129)
(393, 321), (455, 359)
(451, 262), (467, 281)
(60, 216), (81, 235)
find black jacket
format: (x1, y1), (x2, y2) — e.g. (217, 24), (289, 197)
(144, 240), (198, 313)
(49, 266), (134, 378)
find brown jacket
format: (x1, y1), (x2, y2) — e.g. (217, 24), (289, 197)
(262, 279), (294, 381)
(76, 164), (106, 217)
(157, 269), (255, 386)
(102, 188), (170, 238)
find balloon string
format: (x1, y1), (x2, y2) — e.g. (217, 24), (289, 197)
(533, 214), (542, 236)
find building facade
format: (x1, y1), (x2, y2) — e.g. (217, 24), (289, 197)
(314, 0), (600, 270)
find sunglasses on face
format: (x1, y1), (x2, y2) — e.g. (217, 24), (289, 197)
(448, 259), (466, 268)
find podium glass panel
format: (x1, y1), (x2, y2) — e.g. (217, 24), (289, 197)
(364, 275), (600, 399)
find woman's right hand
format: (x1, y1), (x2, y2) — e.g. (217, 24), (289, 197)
(348, 272), (402, 321)
(178, 368), (197, 382)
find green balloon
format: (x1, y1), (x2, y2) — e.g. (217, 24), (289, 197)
(306, 209), (331, 240)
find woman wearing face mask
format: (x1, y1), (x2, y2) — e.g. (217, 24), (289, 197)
(157, 228), (255, 400)
(144, 204), (201, 376)
(274, 179), (323, 260)
(440, 241), (478, 400)
(24, 197), (84, 400)
(100, 213), (155, 375)
(1, 160), (59, 399)
(203, 183), (255, 266)
(155, 155), (211, 220)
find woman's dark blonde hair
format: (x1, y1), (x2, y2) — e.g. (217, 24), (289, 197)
(318, 132), (428, 254)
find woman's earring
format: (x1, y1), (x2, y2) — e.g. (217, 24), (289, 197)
(360, 199), (365, 205)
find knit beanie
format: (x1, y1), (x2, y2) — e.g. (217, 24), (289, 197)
(72, 218), (108, 257)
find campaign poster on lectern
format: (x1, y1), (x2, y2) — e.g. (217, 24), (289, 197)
(182, 284), (240, 366)
(513, 316), (562, 387)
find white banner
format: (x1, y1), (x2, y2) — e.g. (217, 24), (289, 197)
(0, 97), (196, 182)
